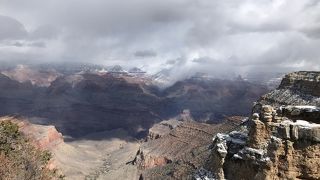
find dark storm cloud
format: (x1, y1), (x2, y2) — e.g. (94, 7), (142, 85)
(0, 0), (319, 79)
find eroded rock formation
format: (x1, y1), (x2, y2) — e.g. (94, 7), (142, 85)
(0, 116), (63, 150)
(133, 117), (242, 179)
(207, 71), (320, 180)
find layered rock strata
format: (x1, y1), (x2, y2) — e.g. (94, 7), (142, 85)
(134, 119), (241, 179)
(207, 71), (320, 180)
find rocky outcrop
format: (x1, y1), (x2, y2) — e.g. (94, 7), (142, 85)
(279, 71), (320, 96)
(209, 105), (320, 180)
(147, 110), (194, 140)
(260, 71), (320, 107)
(133, 119), (240, 179)
(207, 71), (320, 180)
(147, 119), (182, 140)
(0, 116), (63, 150)
(21, 123), (64, 150)
(0, 116), (64, 172)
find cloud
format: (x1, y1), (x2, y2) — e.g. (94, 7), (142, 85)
(0, 15), (28, 40)
(0, 0), (319, 80)
(134, 50), (157, 58)
(29, 25), (59, 40)
(192, 57), (217, 64)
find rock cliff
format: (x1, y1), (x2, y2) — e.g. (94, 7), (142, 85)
(0, 116), (64, 174)
(133, 116), (242, 179)
(260, 71), (320, 107)
(0, 116), (63, 150)
(0, 66), (268, 139)
(207, 71), (320, 180)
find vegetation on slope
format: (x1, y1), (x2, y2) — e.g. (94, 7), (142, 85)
(0, 120), (63, 179)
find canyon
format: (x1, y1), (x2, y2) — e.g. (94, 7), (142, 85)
(0, 64), (318, 180)
(0, 64), (268, 138)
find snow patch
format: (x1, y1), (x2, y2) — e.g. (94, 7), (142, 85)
(282, 119), (320, 128)
(194, 168), (216, 180)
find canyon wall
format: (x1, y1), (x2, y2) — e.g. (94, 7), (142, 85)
(207, 71), (320, 180)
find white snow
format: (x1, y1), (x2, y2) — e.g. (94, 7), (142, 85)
(282, 119), (320, 128)
(294, 106), (319, 110)
(213, 133), (229, 141)
(217, 143), (228, 155)
(260, 157), (271, 162)
(244, 147), (264, 155)
(294, 120), (320, 128)
(233, 154), (243, 160)
(194, 168), (216, 180)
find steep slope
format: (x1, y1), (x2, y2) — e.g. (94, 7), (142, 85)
(37, 73), (167, 138)
(0, 63), (269, 140)
(132, 115), (242, 179)
(0, 73), (42, 116)
(162, 78), (268, 123)
(0, 116), (140, 180)
(259, 71), (320, 106)
(206, 71), (320, 180)
(0, 68), (268, 139)
(0, 116), (63, 179)
(2, 65), (61, 87)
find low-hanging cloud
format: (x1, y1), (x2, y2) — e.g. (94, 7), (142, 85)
(0, 0), (319, 79)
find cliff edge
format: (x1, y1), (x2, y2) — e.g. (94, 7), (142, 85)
(206, 71), (320, 180)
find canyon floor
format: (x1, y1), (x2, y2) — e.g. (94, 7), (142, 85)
(52, 129), (140, 180)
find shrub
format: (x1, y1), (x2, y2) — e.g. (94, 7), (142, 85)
(0, 120), (63, 179)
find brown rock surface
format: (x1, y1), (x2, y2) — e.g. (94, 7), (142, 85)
(147, 119), (182, 140)
(134, 120), (239, 179)
(207, 71), (320, 180)
(2, 65), (61, 87)
(0, 116), (64, 173)
(0, 116), (63, 150)
(279, 71), (320, 96)
(247, 119), (270, 149)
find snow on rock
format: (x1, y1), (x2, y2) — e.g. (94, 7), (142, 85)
(213, 133), (228, 157)
(194, 168), (216, 180)
(275, 119), (320, 142)
(213, 131), (248, 157)
(282, 119), (320, 128)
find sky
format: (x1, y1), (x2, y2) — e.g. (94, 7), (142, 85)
(0, 0), (320, 79)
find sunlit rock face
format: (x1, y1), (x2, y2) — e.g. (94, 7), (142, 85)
(2, 65), (61, 87)
(0, 116), (64, 150)
(0, 116), (64, 171)
(207, 71), (320, 180)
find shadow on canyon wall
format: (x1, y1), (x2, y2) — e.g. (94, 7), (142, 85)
(0, 73), (269, 140)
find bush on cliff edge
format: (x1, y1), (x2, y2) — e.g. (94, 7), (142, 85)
(0, 120), (63, 179)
